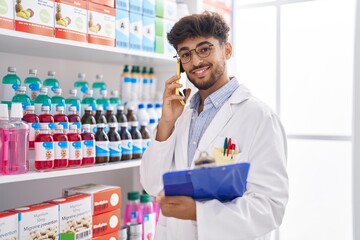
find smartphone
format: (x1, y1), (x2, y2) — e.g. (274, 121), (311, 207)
(176, 59), (186, 106)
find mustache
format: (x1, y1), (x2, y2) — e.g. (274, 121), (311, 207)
(190, 64), (211, 72)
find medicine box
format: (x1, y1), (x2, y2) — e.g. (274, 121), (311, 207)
(129, 0), (142, 14)
(142, 15), (155, 52)
(14, 0), (55, 37)
(47, 193), (92, 240)
(143, 0), (155, 17)
(92, 230), (119, 240)
(54, 0), (87, 42)
(155, 35), (164, 54)
(0, 0), (14, 30)
(88, 0), (115, 8)
(87, 2), (115, 47)
(129, 11), (142, 51)
(10, 203), (59, 240)
(0, 211), (18, 240)
(92, 209), (120, 238)
(115, 0), (129, 11)
(63, 184), (121, 216)
(115, 8), (129, 49)
(155, 0), (176, 20)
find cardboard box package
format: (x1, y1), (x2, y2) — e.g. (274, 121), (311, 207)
(92, 209), (120, 238)
(115, 8), (129, 49)
(0, 211), (18, 240)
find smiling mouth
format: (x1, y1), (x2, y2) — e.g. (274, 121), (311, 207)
(191, 66), (210, 76)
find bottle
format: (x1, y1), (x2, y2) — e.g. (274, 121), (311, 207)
(139, 122), (151, 153)
(2, 103), (30, 175)
(11, 86), (31, 113)
(81, 89), (96, 117)
(53, 124), (68, 169)
(1, 67), (21, 109)
(148, 119), (157, 137)
(0, 104), (15, 175)
(126, 106), (137, 131)
(121, 65), (132, 105)
(65, 88), (81, 115)
(95, 123), (109, 163)
(81, 106), (96, 135)
(67, 106), (81, 134)
(74, 73), (88, 99)
(22, 105), (40, 149)
(67, 125), (82, 167)
(138, 194), (156, 240)
(116, 105), (127, 128)
(96, 89), (110, 111)
(107, 122), (121, 162)
(119, 122), (132, 161)
(141, 66), (150, 101)
(130, 122), (142, 159)
(92, 74), (107, 99)
(94, 105), (107, 133)
(149, 67), (156, 100)
(39, 105), (55, 134)
(53, 105), (69, 134)
(131, 66), (139, 101)
(147, 103), (158, 124)
(155, 103), (162, 122)
(105, 106), (117, 132)
(51, 87), (66, 115)
(24, 68), (41, 103)
(43, 71), (59, 97)
(80, 124), (96, 165)
(34, 124), (54, 171)
(109, 90), (121, 111)
(124, 191), (140, 226)
(137, 104), (149, 128)
(34, 87), (52, 115)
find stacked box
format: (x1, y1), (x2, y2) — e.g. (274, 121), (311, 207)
(89, 0), (115, 8)
(115, 0), (129, 11)
(129, 11), (142, 51)
(115, 8), (129, 48)
(14, 0), (55, 37)
(0, 211), (18, 240)
(54, 0), (87, 42)
(0, 0), (14, 30)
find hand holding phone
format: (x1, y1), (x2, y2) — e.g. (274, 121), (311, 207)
(176, 59), (186, 106)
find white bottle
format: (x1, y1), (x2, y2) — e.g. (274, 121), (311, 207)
(121, 65), (132, 105)
(147, 103), (158, 124)
(155, 103), (162, 122)
(148, 119), (157, 136)
(137, 104), (150, 129)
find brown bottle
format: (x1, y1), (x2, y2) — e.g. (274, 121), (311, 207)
(94, 123), (109, 163)
(139, 121), (151, 154)
(126, 106), (137, 130)
(107, 122), (121, 162)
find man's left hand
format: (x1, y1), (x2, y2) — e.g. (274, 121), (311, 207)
(156, 195), (197, 221)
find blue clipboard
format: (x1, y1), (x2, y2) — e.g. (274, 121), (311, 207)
(163, 163), (250, 202)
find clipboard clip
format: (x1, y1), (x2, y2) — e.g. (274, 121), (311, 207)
(194, 151), (216, 169)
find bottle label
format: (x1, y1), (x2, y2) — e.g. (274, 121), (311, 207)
(54, 141), (69, 160)
(1, 83), (19, 102)
(143, 213), (156, 240)
(26, 83), (41, 101)
(142, 138), (151, 153)
(70, 122), (82, 133)
(55, 122), (69, 134)
(69, 141), (82, 160)
(83, 140), (95, 157)
(34, 142), (54, 161)
(132, 139), (142, 155)
(109, 141), (122, 157)
(91, 124), (97, 135)
(121, 139), (133, 155)
(28, 122), (40, 142)
(96, 141), (109, 157)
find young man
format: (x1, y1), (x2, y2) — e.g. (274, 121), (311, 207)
(140, 11), (289, 240)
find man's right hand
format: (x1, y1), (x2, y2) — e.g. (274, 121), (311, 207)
(156, 75), (191, 142)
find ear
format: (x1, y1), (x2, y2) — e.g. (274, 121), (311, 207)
(224, 42), (232, 59)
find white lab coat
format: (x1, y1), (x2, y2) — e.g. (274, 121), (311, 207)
(140, 84), (289, 240)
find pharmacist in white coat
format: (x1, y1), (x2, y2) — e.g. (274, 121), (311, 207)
(140, 11), (289, 240)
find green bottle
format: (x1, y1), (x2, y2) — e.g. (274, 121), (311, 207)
(81, 89), (97, 117)
(109, 90), (121, 110)
(1, 67), (21, 109)
(65, 89), (81, 115)
(92, 74), (107, 99)
(43, 71), (59, 97)
(11, 86), (31, 112)
(51, 88), (66, 115)
(34, 87), (52, 115)
(24, 68), (42, 103)
(96, 89), (110, 111)
(74, 73), (88, 100)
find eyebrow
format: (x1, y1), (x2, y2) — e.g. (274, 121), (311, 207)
(178, 41), (212, 52)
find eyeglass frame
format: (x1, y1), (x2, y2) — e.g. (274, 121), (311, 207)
(173, 41), (225, 64)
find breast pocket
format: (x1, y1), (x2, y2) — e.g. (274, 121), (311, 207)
(210, 136), (243, 165)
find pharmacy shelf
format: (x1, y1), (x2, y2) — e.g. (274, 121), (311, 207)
(0, 29), (175, 65)
(0, 159), (141, 184)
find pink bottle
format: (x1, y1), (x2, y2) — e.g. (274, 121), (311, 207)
(0, 104), (13, 175)
(22, 105), (40, 149)
(80, 124), (95, 165)
(68, 106), (81, 134)
(138, 194), (156, 240)
(39, 105), (55, 135)
(53, 125), (69, 169)
(124, 191), (140, 226)
(34, 124), (54, 171)
(53, 105), (69, 134)
(67, 124), (82, 167)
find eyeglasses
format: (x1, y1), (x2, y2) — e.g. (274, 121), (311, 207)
(174, 42), (224, 64)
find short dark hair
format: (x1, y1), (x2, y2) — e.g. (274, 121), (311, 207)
(167, 11), (230, 50)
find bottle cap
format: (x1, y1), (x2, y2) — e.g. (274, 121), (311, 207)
(149, 119), (156, 124)
(128, 106), (135, 111)
(48, 70), (56, 77)
(0, 104), (9, 119)
(155, 103), (162, 108)
(117, 105), (124, 111)
(40, 87), (48, 94)
(140, 194), (151, 203)
(97, 123), (105, 128)
(55, 124), (64, 130)
(120, 122), (128, 128)
(69, 88), (78, 95)
(25, 105), (35, 111)
(85, 106), (93, 111)
(100, 89), (108, 96)
(82, 124), (90, 131)
(86, 89), (93, 96)
(54, 87), (62, 95)
(78, 73), (86, 79)
(8, 67), (16, 72)
(96, 74), (103, 80)
(140, 121), (148, 126)
(10, 103), (23, 120)
(111, 90), (118, 97)
(147, 103), (153, 108)
(56, 105), (65, 112)
(138, 104), (144, 109)
(29, 68), (37, 75)
(69, 106), (77, 112)
(107, 106), (114, 112)
(96, 105), (103, 111)
(109, 122), (117, 128)
(17, 86), (26, 92)
(69, 124), (78, 130)
(41, 105), (50, 111)
(131, 121), (139, 127)
(127, 191), (139, 201)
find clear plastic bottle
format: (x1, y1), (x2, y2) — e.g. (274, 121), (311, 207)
(24, 68), (41, 103)
(2, 103), (29, 175)
(131, 66), (140, 101)
(39, 105), (55, 134)
(51, 87), (66, 115)
(11, 86), (31, 113)
(22, 105), (40, 149)
(80, 124), (96, 165)
(126, 106), (137, 131)
(149, 67), (156, 100)
(109, 90), (121, 111)
(67, 106), (81, 134)
(96, 89), (110, 111)
(137, 104), (149, 128)
(138, 194), (156, 240)
(74, 73), (88, 100)
(81, 106), (96, 135)
(121, 65), (132, 105)
(94, 105), (107, 133)
(34, 87), (52, 115)
(53, 124), (69, 169)
(105, 106), (117, 132)
(65, 88), (81, 115)
(67, 124), (82, 167)
(139, 122), (151, 153)
(92, 74), (107, 99)
(107, 122), (121, 162)
(0, 104), (14, 175)
(124, 191), (140, 226)
(43, 71), (59, 97)
(141, 66), (150, 101)
(1, 67), (21, 109)
(148, 119), (157, 137)
(130, 122), (142, 159)
(147, 103), (158, 124)
(34, 124), (54, 171)
(95, 123), (109, 164)
(53, 105), (69, 134)
(119, 122), (132, 161)
(81, 89), (96, 117)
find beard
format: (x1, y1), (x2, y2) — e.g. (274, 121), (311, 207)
(186, 60), (226, 91)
